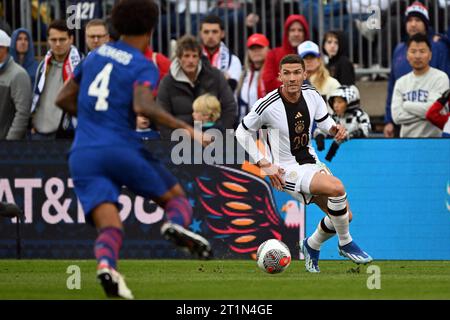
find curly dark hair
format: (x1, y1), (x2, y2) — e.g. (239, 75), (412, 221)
(111, 0), (159, 36)
(105, 16), (120, 41)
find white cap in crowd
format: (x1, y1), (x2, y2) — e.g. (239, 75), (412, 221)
(297, 40), (320, 59)
(0, 29), (11, 47)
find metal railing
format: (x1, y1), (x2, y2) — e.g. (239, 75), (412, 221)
(1, 0), (449, 75)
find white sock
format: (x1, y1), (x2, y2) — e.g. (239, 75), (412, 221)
(329, 212), (352, 246)
(323, 216), (335, 232)
(307, 217), (336, 250)
(327, 194), (352, 246)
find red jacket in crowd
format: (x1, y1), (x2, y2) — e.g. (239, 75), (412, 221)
(144, 47), (171, 97)
(262, 14), (310, 93)
(426, 98), (450, 130)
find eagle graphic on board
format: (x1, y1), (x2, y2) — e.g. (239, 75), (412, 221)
(194, 164), (302, 259)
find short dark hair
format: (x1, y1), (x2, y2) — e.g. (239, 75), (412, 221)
(200, 14), (224, 30)
(47, 19), (73, 37)
(407, 33), (431, 50)
(176, 35), (202, 58)
(279, 54), (305, 70)
(112, 0), (159, 36)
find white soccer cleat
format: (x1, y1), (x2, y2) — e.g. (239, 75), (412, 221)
(97, 267), (134, 300)
(300, 238), (320, 273)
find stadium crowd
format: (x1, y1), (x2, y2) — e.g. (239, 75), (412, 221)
(0, 0), (449, 141)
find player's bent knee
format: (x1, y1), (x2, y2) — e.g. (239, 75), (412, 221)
(330, 180), (346, 197)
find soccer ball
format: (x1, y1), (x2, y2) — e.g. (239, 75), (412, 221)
(256, 239), (291, 274)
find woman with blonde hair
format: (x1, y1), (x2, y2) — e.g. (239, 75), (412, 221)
(298, 40), (340, 103)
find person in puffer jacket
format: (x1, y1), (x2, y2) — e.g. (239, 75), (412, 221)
(314, 85), (371, 161)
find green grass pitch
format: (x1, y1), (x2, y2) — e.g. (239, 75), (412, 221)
(0, 260), (449, 299)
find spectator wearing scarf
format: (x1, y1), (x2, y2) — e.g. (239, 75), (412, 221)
(30, 20), (82, 140)
(200, 14), (242, 92)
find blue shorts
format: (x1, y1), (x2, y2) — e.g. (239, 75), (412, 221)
(69, 146), (177, 219)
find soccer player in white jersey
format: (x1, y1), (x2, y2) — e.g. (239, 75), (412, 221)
(235, 54), (372, 272)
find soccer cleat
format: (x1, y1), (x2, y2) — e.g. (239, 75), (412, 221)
(300, 238), (320, 273)
(97, 266), (134, 299)
(161, 222), (213, 260)
(338, 241), (373, 265)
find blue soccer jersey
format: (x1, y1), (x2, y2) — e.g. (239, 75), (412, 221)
(72, 40), (159, 150)
(69, 41), (176, 218)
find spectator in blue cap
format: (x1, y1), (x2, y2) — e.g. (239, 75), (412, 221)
(298, 40), (340, 103)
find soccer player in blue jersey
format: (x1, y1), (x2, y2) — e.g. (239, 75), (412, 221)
(56, 0), (212, 299)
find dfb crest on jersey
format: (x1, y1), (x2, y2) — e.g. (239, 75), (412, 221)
(295, 120), (305, 134)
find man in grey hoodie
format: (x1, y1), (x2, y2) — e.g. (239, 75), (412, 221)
(0, 29), (32, 140)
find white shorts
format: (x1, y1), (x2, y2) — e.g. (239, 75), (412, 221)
(282, 162), (332, 205)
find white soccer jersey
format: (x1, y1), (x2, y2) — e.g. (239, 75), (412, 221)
(236, 85), (336, 167)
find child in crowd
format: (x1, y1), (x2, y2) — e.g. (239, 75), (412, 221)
(136, 115), (161, 140)
(314, 85), (371, 161)
(192, 94), (222, 132)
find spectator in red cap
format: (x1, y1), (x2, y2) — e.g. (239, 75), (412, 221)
(236, 33), (270, 125)
(262, 14), (309, 93)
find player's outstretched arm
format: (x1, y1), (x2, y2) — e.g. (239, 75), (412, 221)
(134, 84), (211, 146)
(55, 79), (80, 116)
(235, 123), (285, 190)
